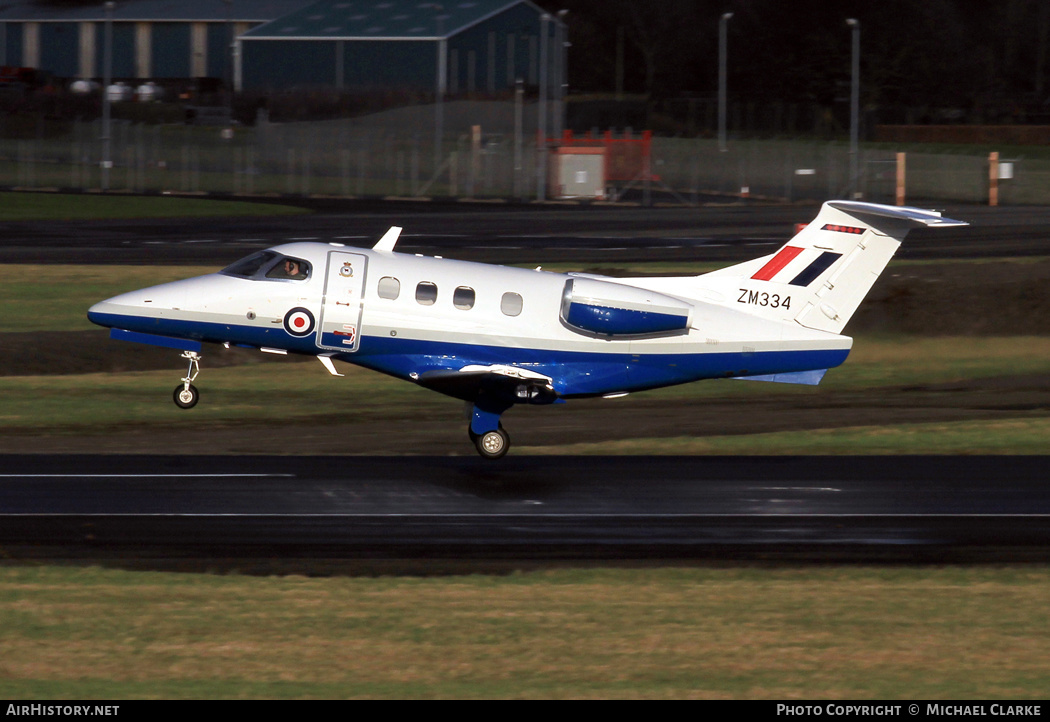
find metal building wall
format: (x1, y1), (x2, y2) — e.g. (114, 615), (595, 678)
(341, 40), (437, 90)
(242, 39), (339, 90)
(3, 23), (23, 67)
(206, 23), (229, 80)
(94, 22), (135, 78)
(151, 23), (192, 78)
(39, 22), (78, 77)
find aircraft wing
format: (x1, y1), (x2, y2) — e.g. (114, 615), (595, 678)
(417, 364), (557, 404)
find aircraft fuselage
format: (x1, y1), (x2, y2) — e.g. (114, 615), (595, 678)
(88, 242), (851, 400)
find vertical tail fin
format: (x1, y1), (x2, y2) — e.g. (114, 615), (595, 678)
(703, 201), (967, 333)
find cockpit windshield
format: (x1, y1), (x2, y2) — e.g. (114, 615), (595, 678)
(220, 251), (311, 281)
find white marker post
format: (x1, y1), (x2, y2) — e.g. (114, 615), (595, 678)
(989, 151), (999, 207)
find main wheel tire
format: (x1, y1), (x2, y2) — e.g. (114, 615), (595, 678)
(173, 384), (199, 409)
(475, 427), (510, 460)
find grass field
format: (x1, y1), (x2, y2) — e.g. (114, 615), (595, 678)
(0, 265), (210, 333)
(0, 191), (308, 221)
(3, 336), (1050, 444)
(0, 565), (1047, 699)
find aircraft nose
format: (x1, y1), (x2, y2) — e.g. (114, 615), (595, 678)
(87, 299), (117, 328)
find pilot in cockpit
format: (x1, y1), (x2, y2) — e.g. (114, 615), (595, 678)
(268, 258), (309, 280)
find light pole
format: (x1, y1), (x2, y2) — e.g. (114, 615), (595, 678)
(225, 0), (233, 116)
(101, 1), (114, 191)
(536, 12), (549, 201)
(718, 12), (732, 152)
(514, 77), (523, 200)
(433, 5), (446, 168)
(847, 17), (860, 198)
(553, 9), (568, 141)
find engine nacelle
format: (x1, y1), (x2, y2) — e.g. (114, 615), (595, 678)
(560, 277), (693, 339)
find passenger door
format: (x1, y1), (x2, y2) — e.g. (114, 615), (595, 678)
(317, 251), (368, 353)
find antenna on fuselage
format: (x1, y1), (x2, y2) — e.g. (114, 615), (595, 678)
(373, 226), (403, 252)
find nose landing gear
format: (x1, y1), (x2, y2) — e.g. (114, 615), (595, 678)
(172, 351), (201, 409)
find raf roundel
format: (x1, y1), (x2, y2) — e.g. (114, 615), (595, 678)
(283, 307), (315, 337)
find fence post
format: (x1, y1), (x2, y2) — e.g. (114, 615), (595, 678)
(469, 124), (480, 198)
(247, 145), (255, 194)
(895, 152), (906, 206)
(988, 151), (999, 207)
(449, 149), (458, 197)
(341, 148), (350, 197)
(642, 130), (651, 206)
(411, 134), (420, 195)
(286, 148), (295, 195)
(397, 149), (405, 196)
(357, 139), (365, 196)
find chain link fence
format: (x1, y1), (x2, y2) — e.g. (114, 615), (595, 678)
(0, 101), (1045, 205)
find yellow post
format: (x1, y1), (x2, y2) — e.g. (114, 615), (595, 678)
(989, 151), (999, 207)
(895, 152), (906, 206)
(471, 125), (481, 198)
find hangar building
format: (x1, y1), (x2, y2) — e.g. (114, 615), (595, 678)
(0, 0), (312, 81)
(0, 0), (558, 95)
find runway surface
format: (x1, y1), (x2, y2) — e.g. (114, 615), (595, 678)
(1, 455), (1048, 564)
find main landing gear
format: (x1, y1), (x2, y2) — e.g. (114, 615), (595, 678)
(469, 424), (510, 460)
(468, 401), (512, 459)
(172, 351), (201, 409)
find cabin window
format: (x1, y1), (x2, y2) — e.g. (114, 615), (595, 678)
(453, 286), (475, 310)
(378, 276), (400, 300)
(501, 292), (523, 317)
(415, 281), (438, 305)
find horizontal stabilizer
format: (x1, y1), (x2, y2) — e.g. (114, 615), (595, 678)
(825, 201), (968, 230)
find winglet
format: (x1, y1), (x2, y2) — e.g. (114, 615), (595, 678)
(372, 226), (402, 252)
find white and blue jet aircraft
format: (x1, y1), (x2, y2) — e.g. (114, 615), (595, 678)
(88, 200), (966, 458)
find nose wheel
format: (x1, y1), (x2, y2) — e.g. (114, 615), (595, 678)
(173, 383), (199, 409)
(172, 351), (201, 410)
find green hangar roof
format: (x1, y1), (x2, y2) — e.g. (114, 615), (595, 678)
(243, 0), (543, 41)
